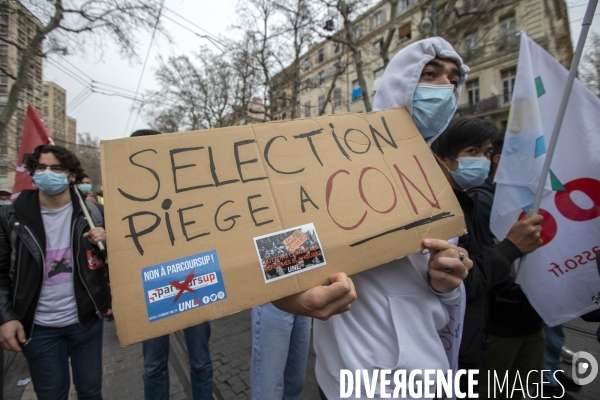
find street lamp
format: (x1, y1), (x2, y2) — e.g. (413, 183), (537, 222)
(420, 3), (438, 37)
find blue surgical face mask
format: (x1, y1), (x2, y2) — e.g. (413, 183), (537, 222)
(0, 200), (11, 206)
(411, 83), (456, 139)
(449, 157), (491, 190)
(33, 170), (70, 196)
(78, 183), (92, 194)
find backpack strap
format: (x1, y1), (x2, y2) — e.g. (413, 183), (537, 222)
(85, 200), (104, 228)
(468, 187), (494, 201)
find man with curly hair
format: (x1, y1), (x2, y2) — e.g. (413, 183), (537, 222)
(0, 145), (111, 400)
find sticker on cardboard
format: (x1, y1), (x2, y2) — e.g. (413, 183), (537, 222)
(141, 250), (227, 322)
(254, 223), (326, 283)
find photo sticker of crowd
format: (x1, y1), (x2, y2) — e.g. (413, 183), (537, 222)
(253, 223), (326, 283)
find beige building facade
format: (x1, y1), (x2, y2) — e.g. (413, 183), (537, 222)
(273, 0), (573, 130)
(0, 0), (44, 185)
(67, 115), (77, 150)
(42, 82), (78, 150)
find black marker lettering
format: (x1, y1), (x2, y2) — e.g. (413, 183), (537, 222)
(234, 140), (267, 183)
(247, 194), (274, 227)
(178, 203), (210, 241)
(170, 147), (214, 193)
(300, 186), (319, 213)
(370, 116), (398, 154)
(208, 146), (239, 187)
(118, 149), (160, 202)
(122, 211), (161, 256)
(344, 128), (371, 155)
(214, 200), (241, 232)
(162, 199), (175, 246)
(329, 123), (351, 161)
(293, 129), (324, 166)
(264, 136), (304, 174)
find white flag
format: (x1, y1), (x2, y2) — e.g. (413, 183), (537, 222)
(491, 32), (600, 327)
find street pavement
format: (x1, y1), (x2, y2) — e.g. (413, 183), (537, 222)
(2, 312), (598, 399)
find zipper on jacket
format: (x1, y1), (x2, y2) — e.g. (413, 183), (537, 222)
(12, 241), (22, 305)
(22, 225), (45, 346)
(73, 218), (102, 321)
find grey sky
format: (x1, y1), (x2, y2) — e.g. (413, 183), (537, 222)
(42, 0), (599, 143)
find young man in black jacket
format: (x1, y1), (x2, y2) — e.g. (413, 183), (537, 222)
(431, 118), (544, 393)
(0, 145), (110, 400)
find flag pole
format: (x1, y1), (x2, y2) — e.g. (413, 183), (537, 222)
(515, 0), (598, 284)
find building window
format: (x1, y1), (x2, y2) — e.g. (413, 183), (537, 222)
(317, 48), (325, 63)
(280, 93), (287, 109)
(352, 80), (362, 101)
(502, 68), (516, 105)
(318, 95), (325, 112)
(333, 41), (342, 54)
(354, 24), (363, 39)
(397, 23), (412, 44)
(397, 0), (414, 14)
(467, 79), (479, 105)
(499, 15), (517, 48)
(334, 88), (342, 109)
(302, 57), (312, 72)
(0, 85), (6, 94)
(465, 32), (479, 58)
(319, 70), (325, 85)
(281, 112), (287, 120)
(371, 9), (386, 30)
(373, 38), (383, 57)
(302, 80), (311, 94)
(304, 101), (311, 118)
(0, 166), (7, 177)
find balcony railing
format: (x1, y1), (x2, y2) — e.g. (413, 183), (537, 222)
(455, 94), (509, 118)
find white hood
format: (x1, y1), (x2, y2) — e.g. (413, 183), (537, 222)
(373, 37), (470, 114)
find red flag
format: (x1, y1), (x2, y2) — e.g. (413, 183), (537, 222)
(11, 103), (52, 201)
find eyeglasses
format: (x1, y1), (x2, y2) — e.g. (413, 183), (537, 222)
(34, 164), (68, 173)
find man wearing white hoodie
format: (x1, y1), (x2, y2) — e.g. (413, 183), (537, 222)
(274, 38), (473, 400)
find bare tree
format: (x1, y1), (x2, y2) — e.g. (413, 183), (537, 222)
(274, 0), (314, 119)
(144, 46), (263, 132)
(316, 0), (375, 112)
(0, 0), (165, 138)
(76, 132), (101, 189)
(380, 0), (399, 68)
(236, 0), (282, 121)
(581, 32), (600, 96)
(229, 35), (263, 124)
(144, 51), (232, 131)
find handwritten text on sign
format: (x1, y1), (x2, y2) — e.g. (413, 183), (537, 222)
(102, 107), (465, 345)
(112, 110), (452, 257)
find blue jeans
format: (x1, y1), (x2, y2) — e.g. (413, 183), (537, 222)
(543, 323), (565, 386)
(142, 322), (212, 400)
(21, 318), (104, 400)
(251, 303), (311, 400)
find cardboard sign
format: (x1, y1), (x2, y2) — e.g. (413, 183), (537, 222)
(101, 107), (465, 346)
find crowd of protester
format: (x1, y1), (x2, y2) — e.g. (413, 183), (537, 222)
(0, 36), (597, 400)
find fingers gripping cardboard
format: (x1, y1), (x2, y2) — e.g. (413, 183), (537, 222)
(100, 107), (465, 346)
